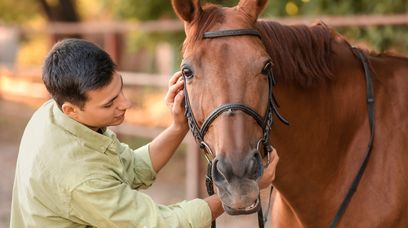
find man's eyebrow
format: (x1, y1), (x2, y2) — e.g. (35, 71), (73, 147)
(102, 75), (124, 106)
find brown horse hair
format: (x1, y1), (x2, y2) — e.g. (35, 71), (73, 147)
(256, 21), (339, 88)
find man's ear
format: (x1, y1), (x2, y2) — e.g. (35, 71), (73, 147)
(171, 0), (202, 23)
(237, 0), (268, 21)
(61, 102), (79, 119)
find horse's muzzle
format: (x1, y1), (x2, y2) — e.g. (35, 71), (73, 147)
(211, 150), (262, 215)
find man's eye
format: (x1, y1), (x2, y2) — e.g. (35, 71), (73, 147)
(104, 103), (113, 108)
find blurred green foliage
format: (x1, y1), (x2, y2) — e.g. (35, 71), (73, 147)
(0, 0), (39, 24)
(0, 0), (406, 61)
(263, 0), (408, 16)
(262, 0), (408, 53)
(100, 0), (173, 21)
(106, 0), (407, 54)
(100, 0), (239, 21)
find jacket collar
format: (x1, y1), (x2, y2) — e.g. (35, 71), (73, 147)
(51, 100), (114, 153)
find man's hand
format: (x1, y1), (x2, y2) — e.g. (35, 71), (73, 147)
(149, 71), (188, 173)
(165, 71), (188, 130)
(259, 147), (279, 189)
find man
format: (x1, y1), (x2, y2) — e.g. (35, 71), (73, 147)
(10, 39), (278, 227)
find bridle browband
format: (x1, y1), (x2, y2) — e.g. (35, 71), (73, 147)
(182, 28), (288, 228)
(203, 28), (262, 38)
(182, 28), (376, 228)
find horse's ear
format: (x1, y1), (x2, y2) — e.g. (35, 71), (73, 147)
(237, 0), (268, 20)
(171, 0), (202, 23)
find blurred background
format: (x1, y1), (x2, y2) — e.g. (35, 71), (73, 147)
(0, 0), (407, 227)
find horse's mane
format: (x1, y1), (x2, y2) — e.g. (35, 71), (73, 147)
(256, 21), (338, 87)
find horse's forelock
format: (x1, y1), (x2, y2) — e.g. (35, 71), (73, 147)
(256, 21), (339, 88)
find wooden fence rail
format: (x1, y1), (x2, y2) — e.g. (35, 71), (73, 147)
(19, 14), (408, 35)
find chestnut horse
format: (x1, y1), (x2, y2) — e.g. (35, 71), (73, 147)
(172, 0), (408, 227)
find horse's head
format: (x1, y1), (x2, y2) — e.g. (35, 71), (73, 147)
(172, 0), (276, 215)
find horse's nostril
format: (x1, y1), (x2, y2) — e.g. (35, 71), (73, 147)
(247, 157), (259, 179)
(212, 159), (229, 183)
(247, 152), (263, 180)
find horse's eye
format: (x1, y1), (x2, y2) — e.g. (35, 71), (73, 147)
(182, 67), (194, 79)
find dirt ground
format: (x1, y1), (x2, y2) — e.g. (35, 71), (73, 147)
(0, 98), (272, 227)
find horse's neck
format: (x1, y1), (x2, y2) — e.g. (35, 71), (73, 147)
(270, 39), (370, 213)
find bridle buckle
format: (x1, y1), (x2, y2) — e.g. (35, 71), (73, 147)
(200, 141), (215, 162)
(256, 139), (272, 168)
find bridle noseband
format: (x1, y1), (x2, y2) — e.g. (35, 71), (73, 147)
(182, 28), (289, 228)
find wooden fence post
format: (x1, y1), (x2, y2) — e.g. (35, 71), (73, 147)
(104, 32), (121, 65)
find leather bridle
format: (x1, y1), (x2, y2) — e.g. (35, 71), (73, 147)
(182, 28), (288, 228)
(183, 29), (288, 163)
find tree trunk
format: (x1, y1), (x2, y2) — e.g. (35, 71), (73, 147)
(37, 0), (81, 41)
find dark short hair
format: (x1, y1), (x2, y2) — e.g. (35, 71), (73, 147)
(42, 39), (116, 109)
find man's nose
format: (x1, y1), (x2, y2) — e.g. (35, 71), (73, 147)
(118, 93), (132, 110)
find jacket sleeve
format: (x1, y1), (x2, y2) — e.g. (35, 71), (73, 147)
(69, 176), (212, 228)
(117, 142), (157, 189)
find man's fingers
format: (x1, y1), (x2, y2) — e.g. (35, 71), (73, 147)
(168, 71), (183, 88)
(173, 90), (185, 114)
(165, 79), (184, 105)
(266, 148), (279, 179)
(269, 148), (279, 166)
(258, 147), (279, 189)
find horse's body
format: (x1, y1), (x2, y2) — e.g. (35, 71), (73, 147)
(172, 0), (408, 226)
(270, 33), (408, 227)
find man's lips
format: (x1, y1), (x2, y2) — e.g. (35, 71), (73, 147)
(115, 112), (126, 118)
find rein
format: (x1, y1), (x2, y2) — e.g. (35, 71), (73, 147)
(329, 48), (376, 227)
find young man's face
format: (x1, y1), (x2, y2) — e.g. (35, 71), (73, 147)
(71, 73), (131, 131)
